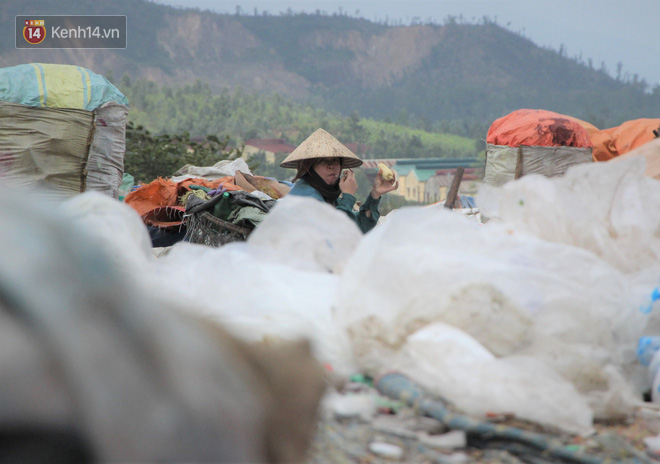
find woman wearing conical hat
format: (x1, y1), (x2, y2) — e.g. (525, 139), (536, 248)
(280, 128), (398, 233)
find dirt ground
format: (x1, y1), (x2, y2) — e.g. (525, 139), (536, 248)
(304, 383), (660, 464)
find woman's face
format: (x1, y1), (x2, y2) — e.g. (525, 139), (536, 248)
(313, 157), (342, 185)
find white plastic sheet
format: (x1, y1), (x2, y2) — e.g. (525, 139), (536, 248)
(392, 322), (593, 434)
(170, 158), (252, 182)
(143, 196), (364, 377)
(479, 157), (660, 277)
(48, 156), (660, 434)
(333, 206), (642, 431)
(333, 157), (660, 432)
(247, 195), (362, 274)
(58, 191), (155, 275)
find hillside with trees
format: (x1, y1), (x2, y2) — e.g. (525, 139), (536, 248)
(2, 0), (658, 139)
(118, 77), (479, 160)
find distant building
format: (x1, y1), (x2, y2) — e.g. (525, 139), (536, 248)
(243, 138), (296, 163)
(424, 168), (481, 203)
(360, 158), (482, 204)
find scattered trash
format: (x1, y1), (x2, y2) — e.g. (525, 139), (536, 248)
(368, 441), (404, 460)
(418, 430), (467, 449)
(324, 391), (378, 421)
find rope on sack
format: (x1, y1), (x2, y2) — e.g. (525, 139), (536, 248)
(376, 373), (616, 464)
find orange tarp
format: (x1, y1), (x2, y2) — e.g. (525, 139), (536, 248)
(564, 115), (599, 135)
(124, 176), (242, 218)
(590, 119), (660, 162)
(487, 109), (593, 148)
(613, 137), (660, 179)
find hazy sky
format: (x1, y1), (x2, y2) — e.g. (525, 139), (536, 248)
(153, 0), (660, 89)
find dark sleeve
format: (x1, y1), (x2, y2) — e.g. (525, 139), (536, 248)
(335, 193), (381, 234)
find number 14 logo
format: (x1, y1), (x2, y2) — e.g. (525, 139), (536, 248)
(24, 20), (46, 44)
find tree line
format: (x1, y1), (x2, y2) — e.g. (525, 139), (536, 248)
(116, 75), (480, 180)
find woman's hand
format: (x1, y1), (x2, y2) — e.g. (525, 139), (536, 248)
(371, 169), (399, 199)
(339, 169), (358, 195)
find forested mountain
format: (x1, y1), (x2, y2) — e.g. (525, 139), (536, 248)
(2, 0), (658, 137)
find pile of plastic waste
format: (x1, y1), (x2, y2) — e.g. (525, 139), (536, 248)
(55, 156), (660, 432)
(4, 154), (660, 461)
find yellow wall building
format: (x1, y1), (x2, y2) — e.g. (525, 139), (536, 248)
(388, 159), (482, 204)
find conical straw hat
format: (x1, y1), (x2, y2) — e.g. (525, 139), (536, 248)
(280, 128), (363, 169)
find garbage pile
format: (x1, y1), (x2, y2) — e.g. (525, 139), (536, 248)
(122, 158), (289, 247)
(3, 151), (660, 461)
(306, 373), (660, 463)
(78, 156), (660, 391)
